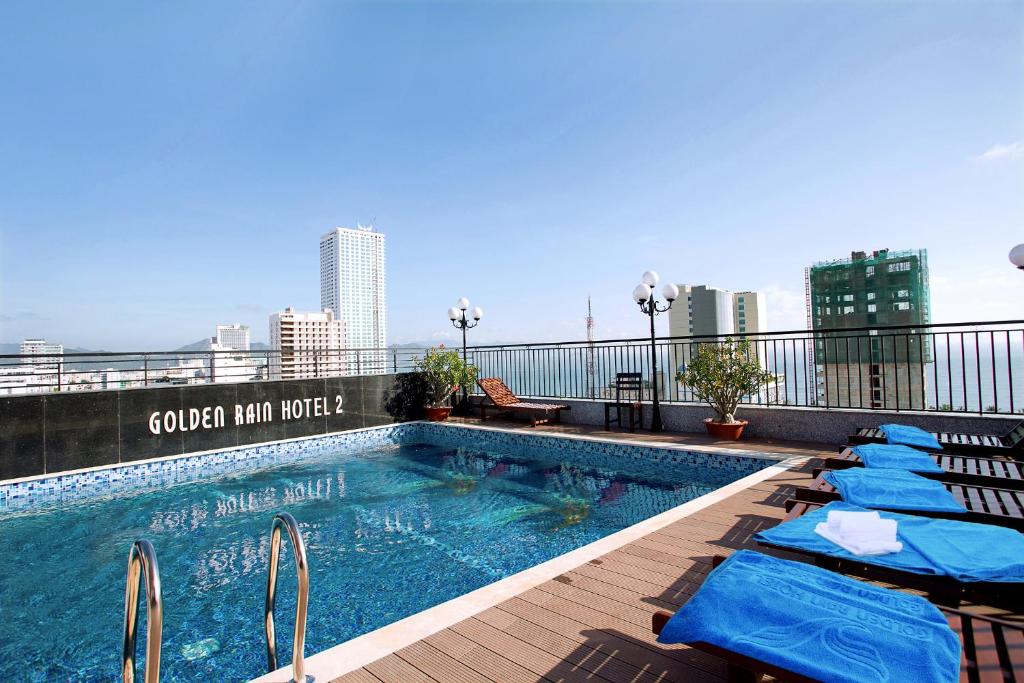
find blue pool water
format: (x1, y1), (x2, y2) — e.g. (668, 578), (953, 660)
(0, 429), (769, 682)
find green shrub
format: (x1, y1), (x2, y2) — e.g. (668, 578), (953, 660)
(677, 338), (774, 424)
(415, 346), (478, 409)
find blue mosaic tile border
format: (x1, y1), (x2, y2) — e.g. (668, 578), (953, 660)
(0, 422), (778, 513)
(0, 425), (409, 512)
(410, 422), (776, 479)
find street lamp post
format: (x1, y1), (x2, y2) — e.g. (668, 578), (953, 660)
(1010, 244), (1024, 271)
(632, 271), (679, 433)
(448, 297), (483, 410)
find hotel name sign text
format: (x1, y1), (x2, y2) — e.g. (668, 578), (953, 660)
(148, 395), (344, 435)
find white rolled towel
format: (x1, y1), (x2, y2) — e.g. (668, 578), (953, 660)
(816, 510), (903, 556)
(826, 510), (880, 535)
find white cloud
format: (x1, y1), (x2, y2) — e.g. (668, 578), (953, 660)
(929, 272), (1024, 323)
(976, 141), (1024, 162)
(761, 284), (807, 331)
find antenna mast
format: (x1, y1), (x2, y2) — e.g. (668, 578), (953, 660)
(586, 296), (596, 399)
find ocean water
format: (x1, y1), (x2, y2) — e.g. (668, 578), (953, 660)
(0, 439), (759, 682)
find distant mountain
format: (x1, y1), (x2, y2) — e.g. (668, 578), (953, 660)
(173, 339), (271, 352)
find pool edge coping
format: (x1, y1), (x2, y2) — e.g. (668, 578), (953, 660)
(249, 448), (806, 683)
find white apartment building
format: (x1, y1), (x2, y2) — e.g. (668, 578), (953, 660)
(268, 307), (346, 380)
(20, 338), (64, 369)
(667, 286), (767, 339)
(210, 343), (261, 383)
(667, 285), (770, 398)
(320, 225), (386, 373)
(215, 324), (251, 351)
(18, 338), (64, 390)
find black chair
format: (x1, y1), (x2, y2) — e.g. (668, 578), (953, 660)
(604, 372), (643, 432)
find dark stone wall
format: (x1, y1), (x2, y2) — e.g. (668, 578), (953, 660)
(0, 374), (406, 480)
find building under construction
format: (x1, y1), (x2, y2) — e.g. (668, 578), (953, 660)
(806, 248), (932, 409)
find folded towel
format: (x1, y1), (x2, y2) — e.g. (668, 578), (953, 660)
(756, 501), (1024, 583)
(657, 550), (961, 683)
(880, 423), (942, 450)
(816, 510), (902, 555)
(823, 468), (967, 513)
(851, 444), (944, 473)
(815, 521), (903, 556)
(826, 509), (882, 536)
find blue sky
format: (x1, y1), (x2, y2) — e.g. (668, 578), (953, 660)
(1, 1), (1021, 349)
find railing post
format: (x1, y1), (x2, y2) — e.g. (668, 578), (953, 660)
(143, 356), (149, 387)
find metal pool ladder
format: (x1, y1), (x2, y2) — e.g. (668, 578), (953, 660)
(122, 539), (163, 683)
(265, 511), (314, 683)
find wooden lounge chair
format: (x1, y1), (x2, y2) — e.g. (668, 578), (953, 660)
(819, 447), (1024, 489)
(792, 471), (1024, 531)
(476, 377), (570, 427)
(850, 421), (1024, 457)
(651, 557), (1024, 683)
(757, 501), (1024, 608)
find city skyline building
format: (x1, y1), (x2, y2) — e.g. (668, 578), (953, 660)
(268, 307), (346, 380)
(19, 338), (64, 370)
(806, 248), (932, 409)
(667, 285), (769, 399)
(215, 324), (251, 351)
(667, 286), (768, 339)
(320, 225), (387, 373)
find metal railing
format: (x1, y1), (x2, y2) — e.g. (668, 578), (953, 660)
(122, 539), (162, 683)
(265, 512), (312, 683)
(3, 320), (1022, 415)
(0, 346), (431, 395)
(467, 320), (1024, 416)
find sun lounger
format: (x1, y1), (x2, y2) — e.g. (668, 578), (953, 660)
(820, 446), (1024, 489)
(793, 469), (1024, 531)
(652, 553), (1024, 683)
(476, 377), (570, 427)
(850, 421), (1024, 457)
(755, 500), (1024, 608)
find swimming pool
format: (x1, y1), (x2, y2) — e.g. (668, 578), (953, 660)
(0, 423), (778, 682)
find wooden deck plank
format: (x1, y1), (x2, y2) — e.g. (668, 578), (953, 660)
(363, 653), (435, 683)
(495, 597), (724, 681)
(394, 640), (495, 683)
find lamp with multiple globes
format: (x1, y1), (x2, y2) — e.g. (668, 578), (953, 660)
(447, 297), (483, 408)
(632, 271), (678, 432)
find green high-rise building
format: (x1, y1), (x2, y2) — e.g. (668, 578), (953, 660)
(806, 248), (931, 409)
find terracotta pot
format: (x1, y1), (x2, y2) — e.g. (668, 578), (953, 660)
(424, 407), (452, 422)
(704, 418), (748, 440)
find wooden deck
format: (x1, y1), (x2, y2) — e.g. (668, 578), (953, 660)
(325, 421), (1017, 683)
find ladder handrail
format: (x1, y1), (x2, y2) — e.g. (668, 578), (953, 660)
(265, 511), (312, 683)
(122, 539), (163, 683)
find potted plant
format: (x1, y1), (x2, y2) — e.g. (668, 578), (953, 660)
(676, 338), (774, 440)
(415, 345), (478, 422)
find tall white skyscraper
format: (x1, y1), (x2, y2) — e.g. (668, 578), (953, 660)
(320, 225), (387, 373)
(215, 324), (250, 351)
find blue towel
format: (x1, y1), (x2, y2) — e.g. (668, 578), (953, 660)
(851, 444), (943, 473)
(657, 550), (961, 683)
(823, 468), (967, 513)
(880, 423), (942, 450)
(756, 501), (1024, 582)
